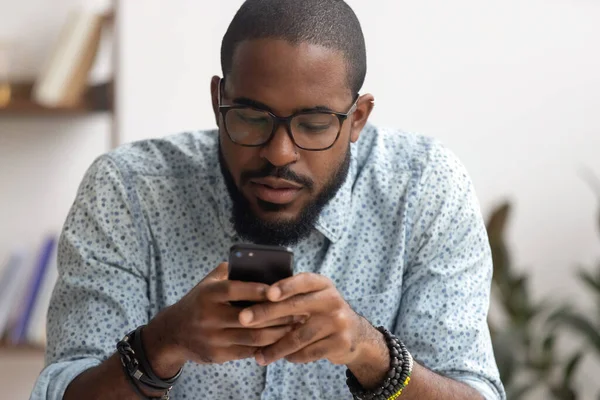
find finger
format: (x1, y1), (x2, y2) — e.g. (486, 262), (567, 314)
(251, 315), (304, 329)
(204, 262), (229, 282)
(266, 272), (332, 302)
(209, 305), (249, 328)
(255, 316), (332, 366)
(239, 289), (331, 326)
(192, 345), (259, 365)
(213, 306), (302, 329)
(210, 280), (270, 303)
(283, 335), (335, 364)
(223, 325), (294, 347)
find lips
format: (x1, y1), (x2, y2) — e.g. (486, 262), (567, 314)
(249, 178), (303, 204)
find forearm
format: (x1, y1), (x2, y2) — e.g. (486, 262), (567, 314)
(63, 353), (167, 400)
(396, 362), (483, 400)
(64, 315), (184, 400)
(347, 326), (483, 400)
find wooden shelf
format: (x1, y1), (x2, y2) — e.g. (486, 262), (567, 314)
(0, 81), (113, 116)
(0, 338), (44, 354)
(0, 344), (44, 355)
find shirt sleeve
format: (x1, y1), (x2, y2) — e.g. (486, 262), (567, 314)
(396, 142), (506, 400)
(30, 155), (151, 400)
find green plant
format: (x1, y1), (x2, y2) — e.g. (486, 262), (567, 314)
(486, 202), (581, 399)
(547, 174), (600, 399)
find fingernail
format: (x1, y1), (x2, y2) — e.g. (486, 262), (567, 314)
(255, 351), (266, 366)
(269, 286), (281, 300)
(240, 309), (253, 324)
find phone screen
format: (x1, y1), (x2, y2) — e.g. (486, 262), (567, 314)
(228, 244), (294, 285)
(228, 244), (294, 307)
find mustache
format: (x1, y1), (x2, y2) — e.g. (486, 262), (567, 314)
(240, 163), (314, 190)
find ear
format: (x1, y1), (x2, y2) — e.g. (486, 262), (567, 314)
(349, 94), (375, 143)
(210, 75), (221, 126)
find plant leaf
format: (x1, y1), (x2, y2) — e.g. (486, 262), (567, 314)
(507, 382), (540, 400)
(551, 311), (600, 353)
(547, 305), (574, 329)
(486, 202), (513, 287)
(486, 202), (512, 239)
(506, 275), (536, 322)
(578, 268), (600, 294)
(550, 385), (577, 400)
(563, 352), (584, 386)
(491, 328), (525, 385)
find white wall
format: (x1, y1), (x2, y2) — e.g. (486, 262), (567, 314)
(2, 0), (600, 398)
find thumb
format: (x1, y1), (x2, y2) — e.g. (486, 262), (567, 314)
(205, 262), (229, 281)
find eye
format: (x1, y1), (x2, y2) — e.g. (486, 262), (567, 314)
(245, 116), (269, 124)
(295, 114), (335, 134)
(298, 123), (330, 132)
(234, 110), (269, 124)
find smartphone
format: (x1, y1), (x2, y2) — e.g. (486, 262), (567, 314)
(228, 243), (294, 307)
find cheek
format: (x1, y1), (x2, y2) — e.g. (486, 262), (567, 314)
(304, 149), (345, 188)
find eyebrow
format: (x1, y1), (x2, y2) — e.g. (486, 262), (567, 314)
(232, 97), (335, 114)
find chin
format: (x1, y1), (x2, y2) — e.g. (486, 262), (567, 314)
(251, 201), (301, 222)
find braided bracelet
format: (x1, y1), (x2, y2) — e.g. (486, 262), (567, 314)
(346, 326), (413, 400)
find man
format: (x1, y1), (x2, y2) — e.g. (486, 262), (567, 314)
(31, 1), (505, 399)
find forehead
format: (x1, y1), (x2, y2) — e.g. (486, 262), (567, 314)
(227, 38), (352, 114)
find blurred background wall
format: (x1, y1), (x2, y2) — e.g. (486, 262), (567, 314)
(1, 0), (599, 398)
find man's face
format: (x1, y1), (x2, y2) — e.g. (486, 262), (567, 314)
(211, 39), (373, 245)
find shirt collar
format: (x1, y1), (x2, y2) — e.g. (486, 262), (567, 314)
(209, 143), (357, 244)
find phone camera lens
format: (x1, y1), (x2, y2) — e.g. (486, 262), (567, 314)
(235, 251), (243, 258)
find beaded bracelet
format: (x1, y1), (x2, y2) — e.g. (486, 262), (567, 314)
(346, 326), (413, 400)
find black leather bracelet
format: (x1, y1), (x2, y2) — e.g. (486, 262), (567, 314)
(120, 360), (165, 400)
(117, 326), (182, 399)
(131, 326), (182, 387)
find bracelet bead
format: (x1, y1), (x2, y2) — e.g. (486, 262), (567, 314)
(346, 326), (414, 400)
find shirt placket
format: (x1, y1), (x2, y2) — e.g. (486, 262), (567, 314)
(261, 359), (285, 399)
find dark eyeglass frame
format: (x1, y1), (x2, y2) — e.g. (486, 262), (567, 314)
(217, 78), (359, 151)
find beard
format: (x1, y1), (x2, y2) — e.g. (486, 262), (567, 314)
(218, 142), (351, 246)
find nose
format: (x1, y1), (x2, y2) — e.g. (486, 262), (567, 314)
(259, 123), (298, 167)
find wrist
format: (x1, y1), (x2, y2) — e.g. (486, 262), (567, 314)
(144, 308), (187, 378)
(346, 326), (414, 399)
(346, 321), (390, 388)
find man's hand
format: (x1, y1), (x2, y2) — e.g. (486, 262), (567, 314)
(144, 263), (298, 376)
(237, 272), (370, 367)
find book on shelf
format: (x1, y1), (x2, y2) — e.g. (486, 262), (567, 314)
(0, 249), (27, 336)
(0, 235), (59, 348)
(25, 242), (59, 346)
(32, 9), (106, 108)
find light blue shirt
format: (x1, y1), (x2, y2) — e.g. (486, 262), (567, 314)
(31, 124), (505, 399)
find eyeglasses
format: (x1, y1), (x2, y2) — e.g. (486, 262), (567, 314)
(218, 78), (358, 151)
